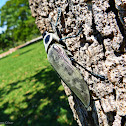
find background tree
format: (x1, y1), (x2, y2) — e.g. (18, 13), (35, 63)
(0, 31), (13, 51)
(0, 0), (40, 51)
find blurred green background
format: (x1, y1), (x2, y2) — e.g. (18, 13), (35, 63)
(0, 0), (40, 53)
(0, 0), (77, 125)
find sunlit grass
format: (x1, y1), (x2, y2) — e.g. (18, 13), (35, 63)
(0, 41), (77, 126)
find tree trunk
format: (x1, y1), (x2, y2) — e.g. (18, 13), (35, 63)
(28, 0), (126, 125)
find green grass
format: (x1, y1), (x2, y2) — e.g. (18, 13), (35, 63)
(0, 41), (77, 126)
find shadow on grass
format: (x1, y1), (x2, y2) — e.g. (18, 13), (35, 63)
(18, 49), (33, 56)
(0, 68), (77, 126)
(0, 54), (9, 60)
(0, 48), (33, 60)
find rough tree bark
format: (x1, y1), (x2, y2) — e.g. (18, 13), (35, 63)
(28, 0), (126, 125)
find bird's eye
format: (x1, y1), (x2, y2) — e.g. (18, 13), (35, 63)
(45, 35), (50, 44)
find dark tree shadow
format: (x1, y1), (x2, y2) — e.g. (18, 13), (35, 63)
(0, 68), (77, 126)
(0, 48), (33, 60)
(0, 54), (9, 60)
(18, 49), (33, 56)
